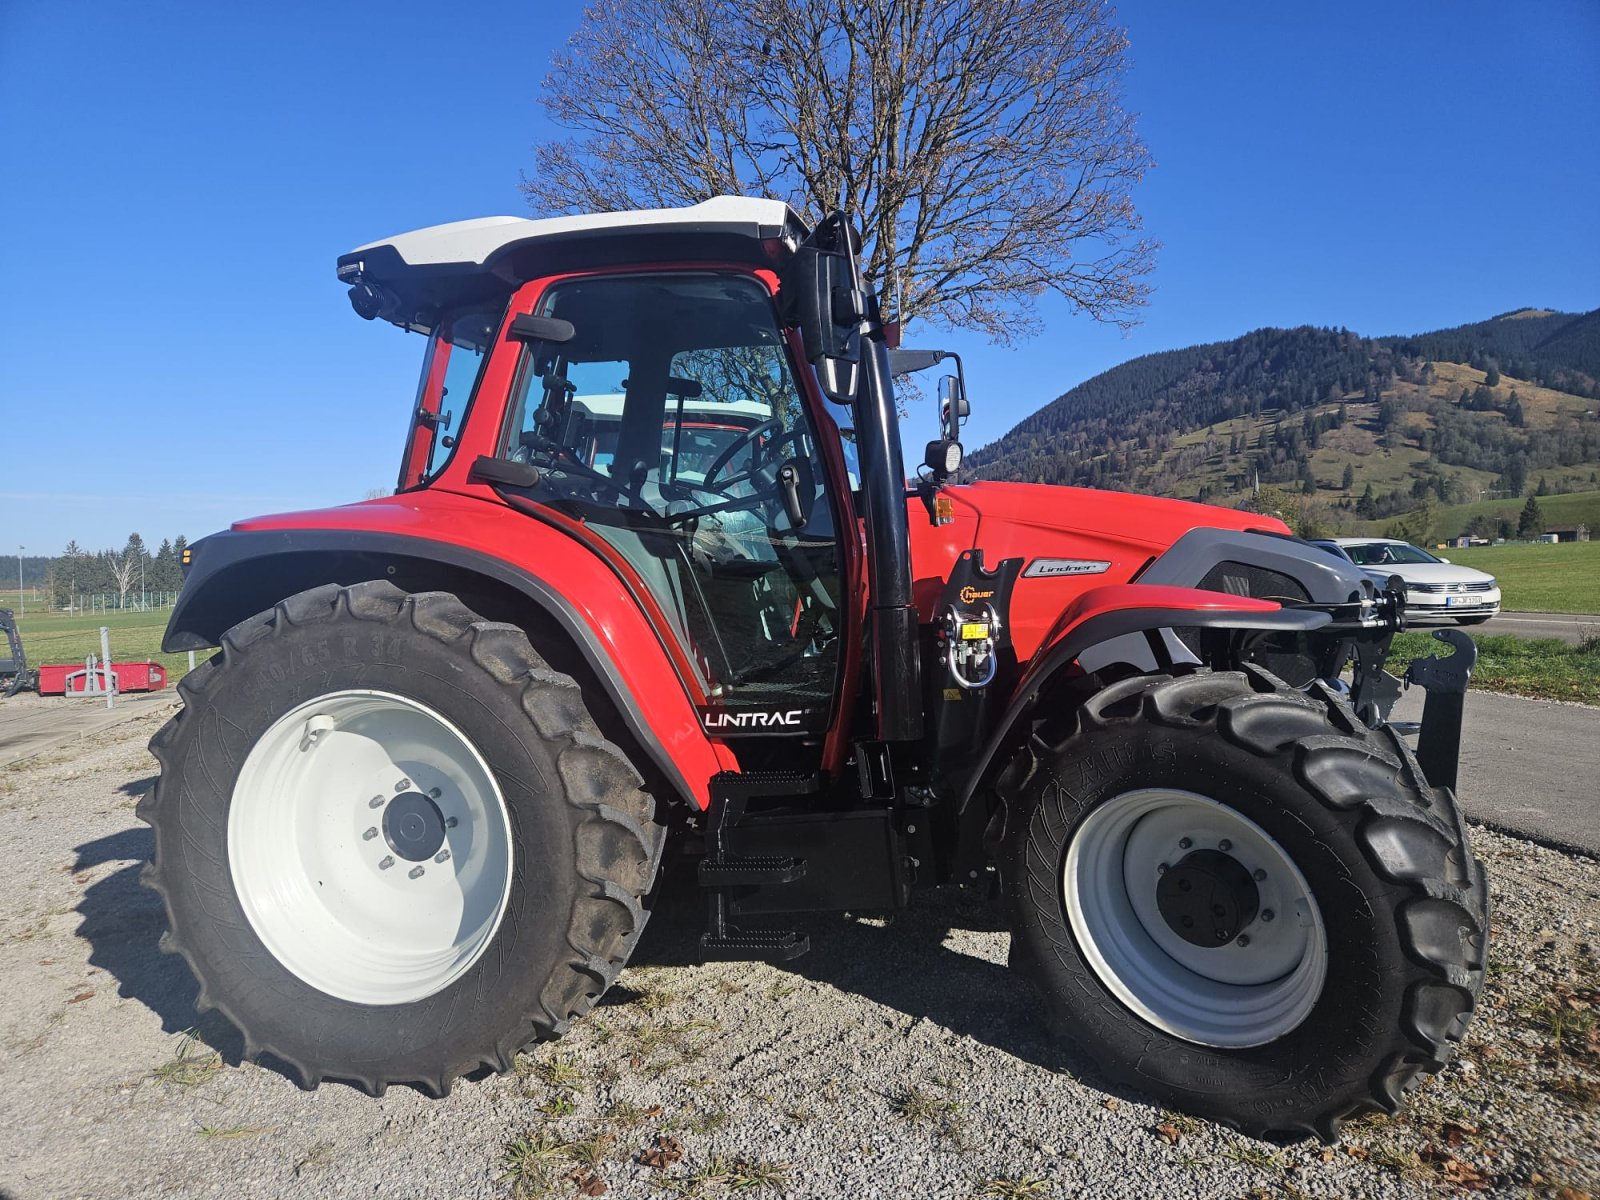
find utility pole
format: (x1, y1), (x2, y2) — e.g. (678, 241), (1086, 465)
(16, 546), (22, 615)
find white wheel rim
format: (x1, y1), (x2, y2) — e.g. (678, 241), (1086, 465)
(229, 690), (513, 1006)
(1063, 788), (1328, 1047)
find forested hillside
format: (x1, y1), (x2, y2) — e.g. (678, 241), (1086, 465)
(966, 308), (1600, 539)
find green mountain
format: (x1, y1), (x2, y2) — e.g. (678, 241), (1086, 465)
(965, 308), (1600, 536)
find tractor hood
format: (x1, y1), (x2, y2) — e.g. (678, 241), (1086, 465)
(910, 481), (1294, 658)
(949, 480), (1286, 556)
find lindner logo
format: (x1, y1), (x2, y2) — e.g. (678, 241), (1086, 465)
(1022, 558), (1112, 578)
(701, 709), (805, 730)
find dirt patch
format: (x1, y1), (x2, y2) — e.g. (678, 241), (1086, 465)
(1, 712), (1595, 1199)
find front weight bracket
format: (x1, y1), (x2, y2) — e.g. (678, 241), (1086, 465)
(1403, 627), (1477, 792)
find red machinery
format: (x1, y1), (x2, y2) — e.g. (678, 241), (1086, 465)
(37, 660), (167, 696)
(138, 198), (1485, 1138)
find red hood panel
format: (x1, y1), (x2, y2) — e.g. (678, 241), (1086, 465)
(909, 481), (1289, 659)
(955, 481), (1282, 546)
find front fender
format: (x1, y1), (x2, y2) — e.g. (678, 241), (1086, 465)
(166, 494), (734, 808)
(957, 583), (1331, 805)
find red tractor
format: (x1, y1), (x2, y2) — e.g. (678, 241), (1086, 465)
(142, 199), (1485, 1138)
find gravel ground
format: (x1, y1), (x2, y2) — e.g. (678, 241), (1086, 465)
(2, 705), (1597, 1200)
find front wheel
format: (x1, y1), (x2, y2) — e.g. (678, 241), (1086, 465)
(140, 582), (664, 1096)
(998, 667), (1487, 1139)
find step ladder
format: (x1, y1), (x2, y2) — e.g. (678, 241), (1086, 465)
(698, 770), (818, 962)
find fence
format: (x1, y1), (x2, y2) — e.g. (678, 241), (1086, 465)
(60, 592), (182, 614)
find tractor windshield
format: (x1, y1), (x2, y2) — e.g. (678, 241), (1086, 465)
(500, 273), (845, 728)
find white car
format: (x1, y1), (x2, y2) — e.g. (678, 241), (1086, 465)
(1310, 537), (1501, 624)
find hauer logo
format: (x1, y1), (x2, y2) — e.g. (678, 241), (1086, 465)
(958, 585), (995, 604)
(700, 708), (805, 731)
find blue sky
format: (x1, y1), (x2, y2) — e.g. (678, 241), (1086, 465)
(2, 0), (1597, 554)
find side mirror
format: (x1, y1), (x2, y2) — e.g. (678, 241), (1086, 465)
(938, 374), (969, 441)
(791, 244), (862, 403)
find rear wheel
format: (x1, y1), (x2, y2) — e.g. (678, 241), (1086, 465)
(998, 667), (1487, 1139)
(140, 581), (664, 1095)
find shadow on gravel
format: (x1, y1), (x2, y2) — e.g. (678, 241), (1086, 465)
(630, 869), (1147, 1109)
(70, 832), (1146, 1110)
(71, 826), (246, 1066)
(118, 775), (157, 797)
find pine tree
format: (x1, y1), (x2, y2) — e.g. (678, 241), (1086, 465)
(1485, 361), (1501, 387)
(1342, 464), (1355, 490)
(1357, 483), (1378, 519)
(1517, 495), (1544, 539)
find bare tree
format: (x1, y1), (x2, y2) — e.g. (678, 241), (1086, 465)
(525, 0), (1155, 340)
(105, 548), (138, 609)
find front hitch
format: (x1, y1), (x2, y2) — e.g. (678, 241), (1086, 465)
(1403, 627), (1478, 793)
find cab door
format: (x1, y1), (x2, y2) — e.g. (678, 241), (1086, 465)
(496, 270), (853, 744)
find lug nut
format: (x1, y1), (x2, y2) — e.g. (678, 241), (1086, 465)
(362, 826), (378, 841)
(395, 779), (412, 792)
(378, 856), (394, 870)
(1218, 838), (1232, 851)
(1178, 837), (1193, 850)
(1236, 933), (1251, 947)
(428, 787), (442, 799)
(369, 795), (385, 809)
(1178, 879), (1192, 892)
(1157, 862), (1169, 875)
(409, 865), (425, 880)
(444, 816), (459, 829)
(434, 849), (451, 864)
(1261, 909), (1275, 922)
(1253, 868), (1267, 882)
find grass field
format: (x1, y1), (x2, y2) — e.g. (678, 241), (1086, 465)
(1387, 630), (1600, 705)
(1442, 540), (1600, 612)
(7, 606), (214, 686)
(1351, 488), (1600, 543)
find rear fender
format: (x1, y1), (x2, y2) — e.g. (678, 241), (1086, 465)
(956, 583), (1331, 807)
(166, 518), (731, 809)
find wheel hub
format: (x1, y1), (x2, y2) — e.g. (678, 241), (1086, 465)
(1156, 849), (1259, 947)
(228, 689), (513, 1006)
(382, 791), (448, 862)
(1062, 787), (1328, 1047)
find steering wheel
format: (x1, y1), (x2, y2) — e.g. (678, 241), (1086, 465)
(702, 418), (796, 490)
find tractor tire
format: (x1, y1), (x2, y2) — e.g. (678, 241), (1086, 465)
(997, 665), (1487, 1140)
(139, 581), (664, 1096)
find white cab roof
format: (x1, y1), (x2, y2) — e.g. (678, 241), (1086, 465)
(346, 197), (802, 272)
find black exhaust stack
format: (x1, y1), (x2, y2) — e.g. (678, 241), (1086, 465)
(856, 318), (922, 742)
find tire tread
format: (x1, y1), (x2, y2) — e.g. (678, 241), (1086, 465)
(1002, 668), (1488, 1140)
(140, 581), (662, 1097)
